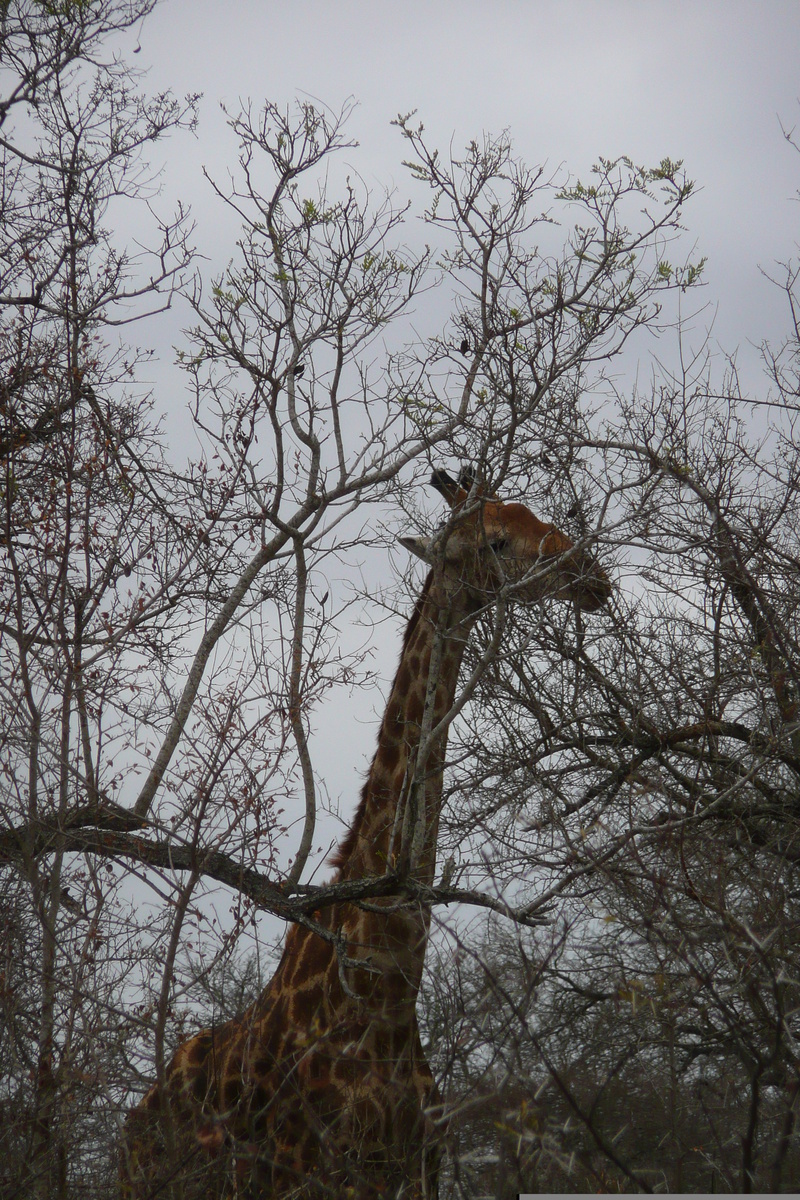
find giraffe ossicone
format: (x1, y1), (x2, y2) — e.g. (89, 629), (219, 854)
(120, 468), (611, 1199)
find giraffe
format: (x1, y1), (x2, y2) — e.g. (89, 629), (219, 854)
(120, 468), (611, 1200)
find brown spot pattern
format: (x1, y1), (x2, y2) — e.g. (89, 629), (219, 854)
(121, 487), (610, 1198)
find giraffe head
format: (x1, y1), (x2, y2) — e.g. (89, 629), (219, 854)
(400, 468), (611, 612)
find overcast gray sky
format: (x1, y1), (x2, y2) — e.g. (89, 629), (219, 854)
(134, 0), (800, 385)
(121, 1), (800, 869)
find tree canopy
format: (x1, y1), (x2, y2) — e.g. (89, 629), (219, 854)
(2, 2), (800, 1195)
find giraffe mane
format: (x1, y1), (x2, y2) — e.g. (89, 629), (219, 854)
(329, 570), (433, 872)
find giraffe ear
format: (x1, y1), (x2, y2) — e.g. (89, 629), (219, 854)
(398, 535), (433, 563)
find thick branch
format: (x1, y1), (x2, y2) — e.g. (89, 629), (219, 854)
(0, 810), (551, 929)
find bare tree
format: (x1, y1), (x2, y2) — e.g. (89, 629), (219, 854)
(417, 188), (800, 1192)
(0, 4), (198, 1196)
(0, 4), (705, 1197)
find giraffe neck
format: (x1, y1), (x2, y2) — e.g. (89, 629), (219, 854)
(251, 573), (480, 1032)
(333, 571), (478, 887)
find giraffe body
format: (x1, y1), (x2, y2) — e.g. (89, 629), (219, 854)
(121, 471), (611, 1198)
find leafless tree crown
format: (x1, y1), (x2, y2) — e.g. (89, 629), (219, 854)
(2, 2), (799, 1196)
